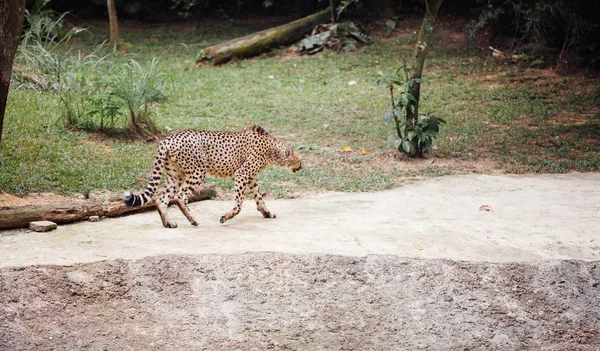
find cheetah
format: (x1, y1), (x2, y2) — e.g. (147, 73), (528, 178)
(123, 125), (302, 228)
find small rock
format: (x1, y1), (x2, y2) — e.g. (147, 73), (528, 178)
(29, 221), (57, 232)
(88, 216), (100, 222)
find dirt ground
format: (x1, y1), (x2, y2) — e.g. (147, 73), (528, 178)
(1, 254), (599, 351)
(1, 174), (599, 350)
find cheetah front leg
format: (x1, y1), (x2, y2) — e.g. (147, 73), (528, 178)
(249, 177), (275, 219)
(220, 175), (248, 224)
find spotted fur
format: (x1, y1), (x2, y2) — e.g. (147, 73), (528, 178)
(124, 125), (303, 228)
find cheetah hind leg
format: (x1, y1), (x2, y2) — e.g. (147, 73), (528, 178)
(157, 164), (181, 228)
(175, 171), (206, 226)
(249, 178), (276, 219)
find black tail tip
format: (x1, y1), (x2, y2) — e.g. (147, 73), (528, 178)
(123, 191), (135, 207)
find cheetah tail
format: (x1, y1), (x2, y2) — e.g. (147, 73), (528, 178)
(123, 144), (167, 207)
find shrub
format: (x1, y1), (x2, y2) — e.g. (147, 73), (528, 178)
(12, 3), (167, 137)
(105, 58), (167, 138)
(57, 56), (167, 137)
(12, 1), (85, 91)
(376, 64), (445, 156)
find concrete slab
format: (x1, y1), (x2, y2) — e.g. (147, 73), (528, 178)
(1, 173), (599, 267)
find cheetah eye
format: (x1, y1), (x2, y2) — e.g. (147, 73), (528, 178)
(286, 149), (292, 157)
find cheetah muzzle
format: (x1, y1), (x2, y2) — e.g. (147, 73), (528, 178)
(123, 125), (302, 228)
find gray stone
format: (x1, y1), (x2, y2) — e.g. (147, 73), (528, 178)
(29, 221), (57, 232)
(88, 216), (100, 222)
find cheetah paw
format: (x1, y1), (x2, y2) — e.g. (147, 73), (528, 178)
(262, 211), (276, 219)
(164, 221), (178, 229)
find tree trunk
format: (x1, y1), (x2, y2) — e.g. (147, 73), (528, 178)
(107, 0), (119, 44)
(197, 8), (331, 65)
(406, 0), (443, 157)
(0, 0), (26, 144)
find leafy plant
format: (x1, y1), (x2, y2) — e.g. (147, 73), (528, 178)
(23, 0), (67, 43)
(12, 1), (85, 91)
(106, 58), (167, 138)
(56, 51), (111, 128)
(13, 3), (167, 137)
(376, 64), (445, 156)
(83, 92), (123, 132)
(465, 1), (505, 42)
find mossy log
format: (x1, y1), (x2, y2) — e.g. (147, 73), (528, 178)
(0, 185), (216, 229)
(197, 8), (331, 65)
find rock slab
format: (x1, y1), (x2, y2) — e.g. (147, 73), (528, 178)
(28, 221), (57, 232)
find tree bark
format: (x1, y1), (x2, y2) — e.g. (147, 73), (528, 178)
(0, 0), (26, 144)
(406, 0), (443, 157)
(197, 8), (331, 65)
(107, 0), (119, 44)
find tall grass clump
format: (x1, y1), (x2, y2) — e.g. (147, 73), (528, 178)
(56, 52), (118, 129)
(12, 3), (85, 91)
(12, 2), (167, 137)
(106, 57), (167, 138)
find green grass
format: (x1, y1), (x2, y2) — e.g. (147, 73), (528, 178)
(2, 17), (599, 197)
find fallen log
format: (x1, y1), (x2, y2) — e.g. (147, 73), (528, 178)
(0, 200), (103, 229)
(0, 185), (216, 229)
(197, 8), (331, 65)
(101, 186), (216, 218)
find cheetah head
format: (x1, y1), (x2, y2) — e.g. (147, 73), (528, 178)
(282, 148), (303, 174)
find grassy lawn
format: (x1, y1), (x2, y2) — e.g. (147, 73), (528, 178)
(1, 16), (599, 198)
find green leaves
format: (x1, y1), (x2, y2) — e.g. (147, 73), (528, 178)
(384, 110), (396, 125)
(384, 110), (445, 156)
(422, 114), (446, 133)
(399, 140), (412, 154)
(394, 91), (416, 110)
(376, 57), (445, 156)
(374, 73), (400, 88)
(13, 2), (87, 92)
